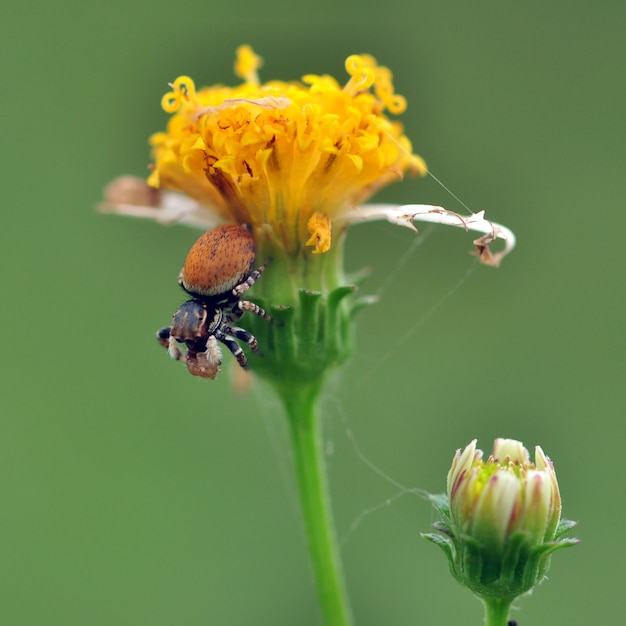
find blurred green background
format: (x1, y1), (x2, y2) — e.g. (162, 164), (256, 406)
(2, 1), (624, 624)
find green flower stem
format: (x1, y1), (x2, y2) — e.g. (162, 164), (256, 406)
(278, 380), (353, 626)
(483, 598), (512, 626)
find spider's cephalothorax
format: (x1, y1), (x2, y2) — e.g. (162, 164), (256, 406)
(157, 225), (273, 379)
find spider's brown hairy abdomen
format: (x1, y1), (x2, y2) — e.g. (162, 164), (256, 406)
(181, 225), (255, 297)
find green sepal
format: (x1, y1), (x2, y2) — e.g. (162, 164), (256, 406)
(246, 284), (361, 386)
(424, 496), (579, 603)
(555, 518), (578, 539)
(431, 520), (454, 537)
(345, 266), (372, 287)
(350, 295), (379, 317)
(240, 231), (381, 388)
(421, 532), (456, 563)
(427, 493), (451, 518)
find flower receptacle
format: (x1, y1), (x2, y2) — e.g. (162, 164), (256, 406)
(244, 231), (372, 387)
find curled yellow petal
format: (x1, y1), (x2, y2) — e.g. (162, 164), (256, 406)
(344, 54), (376, 95)
(161, 76), (197, 113)
(306, 212), (332, 254)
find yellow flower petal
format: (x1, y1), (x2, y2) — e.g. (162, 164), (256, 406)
(306, 212), (332, 254)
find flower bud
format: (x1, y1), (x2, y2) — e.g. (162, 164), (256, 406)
(425, 439), (578, 603)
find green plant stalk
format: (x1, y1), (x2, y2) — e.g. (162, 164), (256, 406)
(483, 597), (513, 626)
(278, 380), (353, 626)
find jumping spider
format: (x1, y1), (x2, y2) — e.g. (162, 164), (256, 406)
(157, 225), (273, 378)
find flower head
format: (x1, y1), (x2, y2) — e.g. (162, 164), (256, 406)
(101, 46), (515, 266)
(425, 439), (578, 603)
(448, 439), (562, 555)
(146, 46), (425, 256)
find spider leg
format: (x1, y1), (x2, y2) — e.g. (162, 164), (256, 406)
(229, 299), (275, 324)
(221, 323), (259, 353)
(231, 259), (270, 297)
(214, 329), (249, 369)
(157, 327), (170, 348)
(157, 327), (183, 360)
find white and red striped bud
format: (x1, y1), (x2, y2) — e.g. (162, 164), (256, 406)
(425, 439), (578, 608)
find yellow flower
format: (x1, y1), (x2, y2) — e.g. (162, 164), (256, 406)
(146, 46), (425, 255)
(101, 46), (515, 266)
